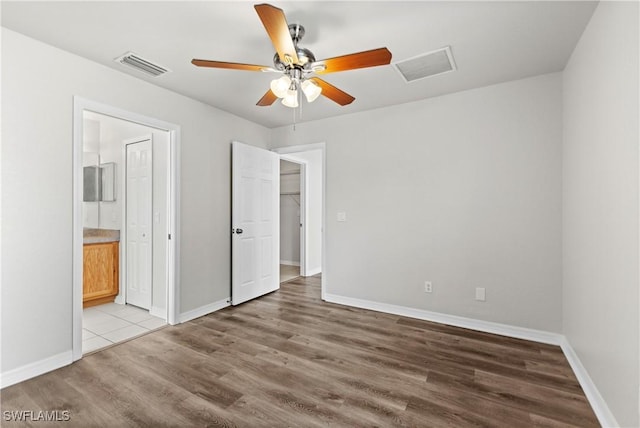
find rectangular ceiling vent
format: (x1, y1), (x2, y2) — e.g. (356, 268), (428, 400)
(394, 46), (456, 83)
(115, 52), (170, 77)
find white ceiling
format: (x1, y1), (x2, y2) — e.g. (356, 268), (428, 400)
(2, 1), (597, 128)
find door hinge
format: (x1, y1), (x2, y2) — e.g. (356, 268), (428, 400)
(168, 233), (171, 240)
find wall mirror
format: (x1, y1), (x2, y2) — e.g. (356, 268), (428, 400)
(83, 165), (101, 202)
(83, 163), (116, 202)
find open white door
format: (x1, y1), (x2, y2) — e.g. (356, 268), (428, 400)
(125, 137), (153, 310)
(232, 141), (280, 305)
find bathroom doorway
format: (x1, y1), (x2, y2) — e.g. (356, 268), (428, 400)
(73, 98), (180, 360)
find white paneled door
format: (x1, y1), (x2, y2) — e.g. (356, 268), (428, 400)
(232, 141), (280, 305)
(125, 137), (153, 310)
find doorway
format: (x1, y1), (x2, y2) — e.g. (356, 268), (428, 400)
(73, 98), (180, 360)
(279, 159), (304, 282)
(273, 144), (326, 298)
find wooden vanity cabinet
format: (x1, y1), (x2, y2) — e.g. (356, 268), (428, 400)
(83, 241), (119, 308)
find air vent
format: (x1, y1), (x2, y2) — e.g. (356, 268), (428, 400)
(114, 52), (170, 77)
(394, 46), (456, 83)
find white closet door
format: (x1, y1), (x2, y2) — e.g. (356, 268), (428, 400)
(125, 137), (153, 309)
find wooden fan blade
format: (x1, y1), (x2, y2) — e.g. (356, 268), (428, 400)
(314, 48), (392, 74)
(254, 4), (299, 65)
(191, 59), (270, 72)
(256, 89), (278, 106)
(309, 78), (355, 106)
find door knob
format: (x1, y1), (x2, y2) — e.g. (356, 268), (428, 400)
(235, 228), (243, 234)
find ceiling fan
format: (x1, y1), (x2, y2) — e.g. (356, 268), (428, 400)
(191, 3), (392, 108)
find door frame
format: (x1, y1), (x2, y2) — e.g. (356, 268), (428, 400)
(272, 143), (326, 300)
(72, 97), (181, 361)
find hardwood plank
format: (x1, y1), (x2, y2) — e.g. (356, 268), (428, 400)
(0, 275), (599, 427)
(427, 370), (599, 427)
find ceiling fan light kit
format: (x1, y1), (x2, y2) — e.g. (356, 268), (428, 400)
(270, 74), (291, 98)
(301, 80), (322, 102)
(191, 3), (392, 110)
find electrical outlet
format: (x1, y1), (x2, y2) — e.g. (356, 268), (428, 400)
(424, 281), (433, 293)
(475, 287), (486, 301)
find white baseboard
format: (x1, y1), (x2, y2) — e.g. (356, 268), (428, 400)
(324, 293), (562, 345)
(323, 292), (617, 428)
(1, 292), (618, 428)
(178, 298), (230, 323)
(0, 351), (73, 389)
(149, 306), (166, 320)
(559, 337), (619, 428)
(280, 260), (300, 266)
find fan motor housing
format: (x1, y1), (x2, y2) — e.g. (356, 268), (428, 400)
(272, 24), (316, 70)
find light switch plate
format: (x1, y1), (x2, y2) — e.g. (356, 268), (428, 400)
(337, 212), (347, 222)
(475, 287), (486, 301)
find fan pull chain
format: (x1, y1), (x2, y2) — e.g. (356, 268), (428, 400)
(299, 87), (303, 121)
(292, 102), (296, 131)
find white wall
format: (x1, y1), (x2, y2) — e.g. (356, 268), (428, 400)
(1, 28), (270, 374)
(82, 120), (100, 228)
(271, 73), (563, 332)
(562, 2), (639, 426)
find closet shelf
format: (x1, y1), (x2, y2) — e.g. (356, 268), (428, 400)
(280, 171), (300, 176)
(280, 192), (300, 196)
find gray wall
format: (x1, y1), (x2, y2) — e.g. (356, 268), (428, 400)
(271, 72), (563, 332)
(562, 2), (639, 426)
(1, 28), (270, 373)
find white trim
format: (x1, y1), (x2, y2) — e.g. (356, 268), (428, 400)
(167, 127), (181, 326)
(179, 298), (230, 323)
(72, 96), (181, 360)
(72, 99), (84, 362)
(324, 293), (562, 345)
(559, 338), (619, 428)
(280, 260), (301, 267)
(324, 292), (617, 427)
(0, 351), (72, 389)
(272, 143), (326, 299)
(150, 306), (167, 321)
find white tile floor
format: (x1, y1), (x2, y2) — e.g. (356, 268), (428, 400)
(83, 303), (166, 354)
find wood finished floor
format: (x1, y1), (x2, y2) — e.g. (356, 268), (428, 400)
(1, 275), (599, 427)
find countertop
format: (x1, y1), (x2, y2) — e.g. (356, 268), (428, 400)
(83, 228), (120, 244)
